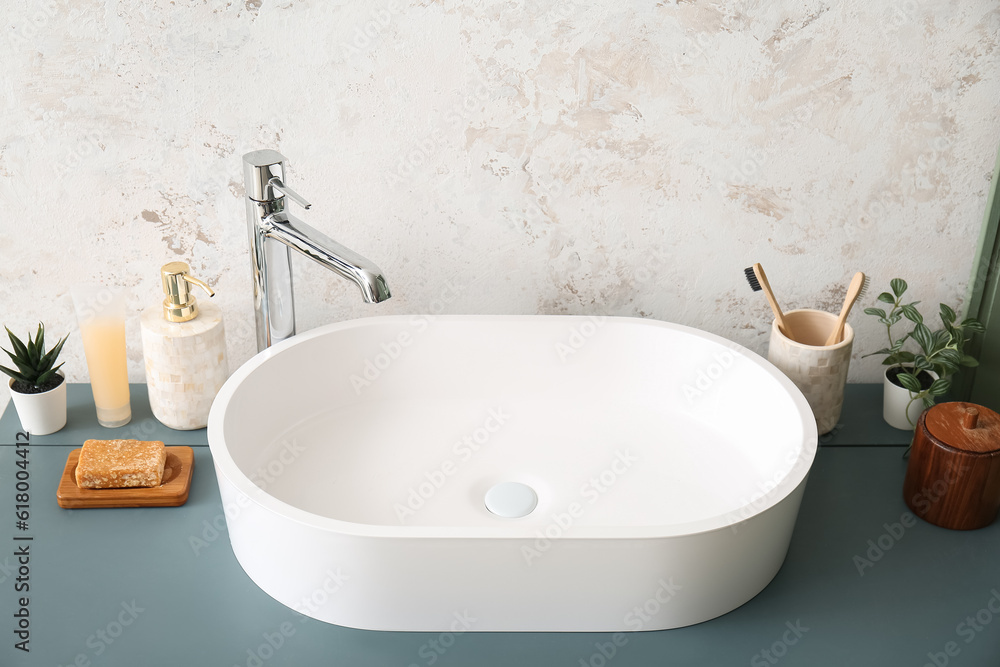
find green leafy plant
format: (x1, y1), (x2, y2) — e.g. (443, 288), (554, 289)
(1, 324), (69, 393)
(863, 278), (984, 424)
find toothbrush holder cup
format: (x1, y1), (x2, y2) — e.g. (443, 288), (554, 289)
(767, 309), (854, 436)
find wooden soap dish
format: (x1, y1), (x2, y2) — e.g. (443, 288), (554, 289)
(57, 446), (194, 509)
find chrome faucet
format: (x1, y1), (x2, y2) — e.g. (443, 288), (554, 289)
(242, 149), (391, 351)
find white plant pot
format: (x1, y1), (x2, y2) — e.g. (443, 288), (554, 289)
(8, 372), (67, 436)
(882, 367), (937, 431)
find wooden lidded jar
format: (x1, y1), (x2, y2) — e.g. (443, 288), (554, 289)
(903, 402), (1000, 530)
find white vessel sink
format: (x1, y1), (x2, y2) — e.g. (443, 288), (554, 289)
(208, 315), (816, 632)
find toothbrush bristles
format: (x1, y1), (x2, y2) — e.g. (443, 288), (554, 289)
(858, 275), (870, 300)
(744, 267), (762, 292)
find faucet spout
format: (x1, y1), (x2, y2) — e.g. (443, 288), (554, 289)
(261, 211), (392, 304)
(242, 149), (391, 351)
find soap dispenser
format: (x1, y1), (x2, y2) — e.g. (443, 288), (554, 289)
(140, 262), (229, 430)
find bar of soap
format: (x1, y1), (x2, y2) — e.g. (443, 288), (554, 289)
(75, 439), (167, 489)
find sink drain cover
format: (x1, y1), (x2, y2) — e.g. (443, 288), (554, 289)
(485, 482), (538, 518)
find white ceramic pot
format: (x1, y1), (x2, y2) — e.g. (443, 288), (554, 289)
(8, 372), (67, 435)
(882, 367), (936, 430)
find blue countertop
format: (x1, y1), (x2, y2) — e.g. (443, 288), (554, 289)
(1, 384), (998, 666)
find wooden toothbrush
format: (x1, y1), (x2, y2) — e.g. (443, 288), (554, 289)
(824, 271), (869, 346)
(744, 263), (791, 338)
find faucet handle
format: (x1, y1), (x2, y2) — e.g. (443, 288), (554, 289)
(242, 149), (311, 209)
(267, 177), (312, 210)
(244, 149), (286, 202)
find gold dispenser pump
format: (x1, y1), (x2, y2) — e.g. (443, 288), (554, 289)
(160, 262), (214, 323)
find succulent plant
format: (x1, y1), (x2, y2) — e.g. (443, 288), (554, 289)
(1, 324), (69, 392)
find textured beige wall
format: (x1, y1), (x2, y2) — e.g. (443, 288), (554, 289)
(1, 0), (999, 417)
